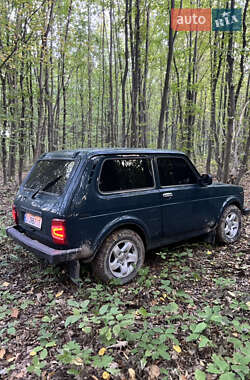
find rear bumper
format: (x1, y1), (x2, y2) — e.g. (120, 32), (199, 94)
(6, 226), (84, 264)
(243, 208), (250, 216)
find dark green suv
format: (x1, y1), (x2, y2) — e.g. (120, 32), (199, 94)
(6, 149), (249, 284)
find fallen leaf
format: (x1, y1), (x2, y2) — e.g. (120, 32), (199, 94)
(11, 369), (27, 379)
(56, 290), (64, 298)
(147, 364), (160, 379)
(6, 354), (15, 362)
(91, 376), (99, 380)
(72, 357), (83, 366)
(102, 371), (110, 380)
(173, 345), (182, 353)
(11, 308), (19, 318)
(179, 376), (187, 380)
(30, 351), (37, 356)
(206, 250), (212, 255)
(2, 282), (9, 287)
(109, 361), (119, 369)
(246, 301), (250, 310)
(98, 347), (107, 356)
(0, 348), (6, 359)
(107, 341), (128, 349)
(47, 372), (56, 379)
(128, 368), (136, 380)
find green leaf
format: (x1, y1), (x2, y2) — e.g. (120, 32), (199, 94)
(219, 372), (236, 380)
(231, 364), (250, 377)
(158, 347), (170, 360)
(113, 324), (120, 337)
(195, 369), (206, 380)
(227, 337), (242, 349)
(165, 302), (179, 313)
(65, 314), (81, 327)
(45, 341), (56, 348)
(33, 346), (43, 353)
(207, 354), (230, 374)
(199, 335), (211, 348)
(7, 327), (16, 335)
(212, 354), (230, 372)
(92, 354), (113, 368)
(40, 349), (48, 360)
(67, 300), (80, 308)
(82, 326), (92, 334)
(99, 304), (109, 315)
(138, 307), (148, 317)
(80, 300), (90, 310)
(42, 316), (50, 323)
(186, 333), (198, 342)
(207, 363), (222, 374)
(193, 322), (207, 334)
(106, 328), (112, 341)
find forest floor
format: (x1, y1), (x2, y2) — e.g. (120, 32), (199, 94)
(0, 173), (249, 380)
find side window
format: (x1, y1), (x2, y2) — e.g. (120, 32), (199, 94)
(157, 157), (197, 186)
(99, 158), (154, 193)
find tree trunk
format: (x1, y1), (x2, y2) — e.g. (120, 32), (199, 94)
(87, 1), (92, 147)
(122, 0), (129, 147)
(18, 51), (26, 185)
(7, 70), (17, 179)
(109, 0), (114, 146)
(157, 0), (175, 149)
(223, 0), (235, 183)
(0, 72), (7, 184)
(35, 0), (55, 159)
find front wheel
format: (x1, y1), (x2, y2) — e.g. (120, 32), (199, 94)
(92, 229), (145, 284)
(216, 205), (242, 243)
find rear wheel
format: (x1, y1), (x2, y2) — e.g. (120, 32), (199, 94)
(216, 205), (242, 243)
(92, 229), (145, 284)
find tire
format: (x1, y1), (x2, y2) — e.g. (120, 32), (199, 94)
(92, 229), (145, 284)
(216, 205), (242, 244)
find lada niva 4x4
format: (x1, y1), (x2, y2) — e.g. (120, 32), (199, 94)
(6, 149), (249, 284)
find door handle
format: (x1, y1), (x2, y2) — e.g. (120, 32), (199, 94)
(163, 192), (173, 198)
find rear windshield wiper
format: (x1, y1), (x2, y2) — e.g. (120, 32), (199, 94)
(31, 175), (62, 198)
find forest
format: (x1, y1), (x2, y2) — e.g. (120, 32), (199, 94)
(0, 0), (249, 186)
(0, 1), (250, 379)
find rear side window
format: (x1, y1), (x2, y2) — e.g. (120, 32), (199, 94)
(25, 160), (75, 195)
(157, 157), (197, 186)
(99, 158), (154, 193)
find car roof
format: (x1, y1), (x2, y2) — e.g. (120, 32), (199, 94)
(41, 148), (186, 160)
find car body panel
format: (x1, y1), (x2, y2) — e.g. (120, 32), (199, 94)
(6, 148), (247, 268)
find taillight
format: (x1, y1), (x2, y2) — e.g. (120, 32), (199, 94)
(12, 205), (18, 224)
(51, 219), (67, 245)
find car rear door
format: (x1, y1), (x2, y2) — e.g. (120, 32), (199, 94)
(15, 158), (77, 246)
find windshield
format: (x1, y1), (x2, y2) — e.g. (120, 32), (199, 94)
(24, 160), (75, 195)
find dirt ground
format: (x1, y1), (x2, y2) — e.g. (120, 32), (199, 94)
(0, 171), (249, 380)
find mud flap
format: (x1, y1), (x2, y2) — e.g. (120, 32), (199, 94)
(68, 260), (81, 284)
(203, 230), (216, 245)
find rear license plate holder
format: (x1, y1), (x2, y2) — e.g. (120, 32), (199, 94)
(24, 213), (42, 229)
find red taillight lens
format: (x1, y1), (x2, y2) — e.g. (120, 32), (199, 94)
(12, 205), (18, 224)
(51, 219), (67, 245)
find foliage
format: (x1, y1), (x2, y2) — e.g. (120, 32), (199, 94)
(0, 193), (249, 378)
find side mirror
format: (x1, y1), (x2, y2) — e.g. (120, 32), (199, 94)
(199, 174), (212, 186)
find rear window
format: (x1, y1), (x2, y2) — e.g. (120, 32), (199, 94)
(99, 158), (154, 193)
(24, 160), (75, 195)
